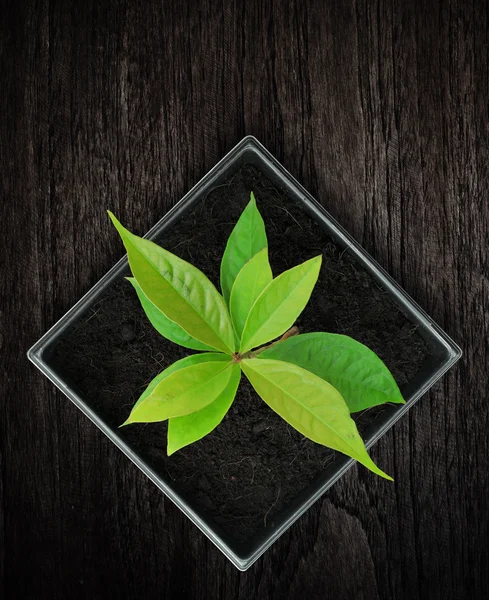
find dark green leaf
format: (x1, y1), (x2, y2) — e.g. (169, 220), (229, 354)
(260, 333), (404, 412)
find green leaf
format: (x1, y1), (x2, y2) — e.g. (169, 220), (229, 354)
(229, 248), (273, 340)
(123, 355), (233, 425)
(108, 212), (235, 354)
(127, 278), (215, 351)
(167, 363), (241, 455)
(260, 333), (404, 412)
(220, 192), (268, 306)
(131, 352), (230, 412)
(240, 255), (322, 354)
(241, 358), (392, 480)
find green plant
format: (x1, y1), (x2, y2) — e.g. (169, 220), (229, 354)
(108, 193), (404, 480)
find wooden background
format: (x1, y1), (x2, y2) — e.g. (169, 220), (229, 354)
(1, 0), (488, 598)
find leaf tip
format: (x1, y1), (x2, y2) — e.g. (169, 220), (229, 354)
(107, 211), (119, 227)
(107, 210), (129, 238)
(390, 394), (406, 406)
(166, 443), (177, 456)
(373, 464), (394, 481)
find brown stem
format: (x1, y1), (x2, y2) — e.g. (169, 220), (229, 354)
(240, 326), (300, 360)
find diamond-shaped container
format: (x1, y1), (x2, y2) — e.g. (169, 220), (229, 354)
(28, 136), (461, 570)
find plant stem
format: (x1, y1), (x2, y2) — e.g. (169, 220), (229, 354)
(240, 326), (300, 360)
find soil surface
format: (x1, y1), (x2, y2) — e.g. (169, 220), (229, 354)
(48, 165), (429, 543)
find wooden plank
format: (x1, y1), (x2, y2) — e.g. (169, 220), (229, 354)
(1, 0), (488, 597)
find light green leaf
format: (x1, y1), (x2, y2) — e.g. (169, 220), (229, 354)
(240, 255), (322, 354)
(241, 358), (392, 480)
(220, 192), (268, 306)
(108, 212), (235, 354)
(127, 278), (215, 351)
(260, 333), (404, 412)
(123, 355), (233, 425)
(229, 248), (273, 340)
(167, 363), (241, 455)
(131, 352), (230, 412)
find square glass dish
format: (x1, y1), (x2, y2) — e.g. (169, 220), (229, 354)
(28, 136), (462, 570)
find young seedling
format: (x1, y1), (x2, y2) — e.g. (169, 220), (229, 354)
(108, 193), (404, 479)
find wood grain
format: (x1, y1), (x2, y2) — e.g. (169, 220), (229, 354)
(1, 0), (488, 598)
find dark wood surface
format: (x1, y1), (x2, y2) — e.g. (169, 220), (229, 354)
(1, 0), (488, 598)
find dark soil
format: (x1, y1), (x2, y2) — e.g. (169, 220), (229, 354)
(48, 165), (429, 543)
